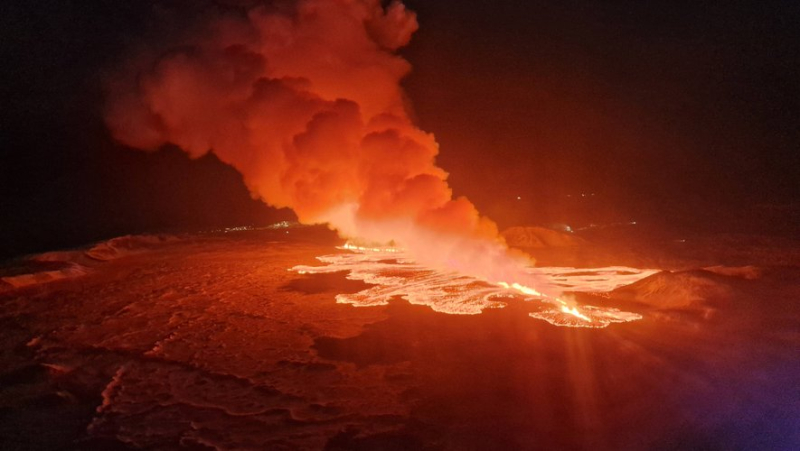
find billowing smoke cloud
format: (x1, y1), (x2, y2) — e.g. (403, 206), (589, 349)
(105, 0), (552, 291)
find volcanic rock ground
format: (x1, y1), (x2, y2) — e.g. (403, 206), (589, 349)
(0, 225), (798, 450)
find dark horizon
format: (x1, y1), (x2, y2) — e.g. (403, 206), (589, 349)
(2, 0), (799, 260)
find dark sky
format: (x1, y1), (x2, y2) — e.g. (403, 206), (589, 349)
(2, 0), (799, 259)
(402, 0), (800, 229)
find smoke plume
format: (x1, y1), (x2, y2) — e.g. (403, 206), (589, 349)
(105, 0), (551, 291)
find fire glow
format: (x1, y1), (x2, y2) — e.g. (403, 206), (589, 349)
(498, 282), (592, 323)
(293, 243), (658, 328)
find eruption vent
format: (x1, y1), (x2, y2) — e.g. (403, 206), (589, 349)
(105, 0), (553, 296)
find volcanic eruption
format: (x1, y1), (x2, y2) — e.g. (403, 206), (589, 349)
(103, 0), (608, 322)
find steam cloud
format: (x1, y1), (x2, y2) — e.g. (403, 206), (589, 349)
(105, 0), (552, 291)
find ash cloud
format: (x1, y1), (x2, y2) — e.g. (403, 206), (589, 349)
(105, 0), (547, 289)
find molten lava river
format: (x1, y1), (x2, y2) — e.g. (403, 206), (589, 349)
(292, 244), (657, 328)
(0, 225), (798, 450)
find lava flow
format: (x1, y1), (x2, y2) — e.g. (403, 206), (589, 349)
(497, 281), (592, 322)
(293, 242), (657, 328)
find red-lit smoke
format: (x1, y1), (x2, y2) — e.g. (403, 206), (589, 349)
(105, 0), (551, 291)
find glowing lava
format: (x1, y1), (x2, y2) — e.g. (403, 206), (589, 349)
(497, 281), (592, 323)
(292, 242), (658, 328)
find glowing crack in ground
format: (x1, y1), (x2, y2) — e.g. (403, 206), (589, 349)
(291, 244), (659, 328)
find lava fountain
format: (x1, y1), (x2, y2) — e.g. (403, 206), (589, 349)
(104, 0), (644, 325)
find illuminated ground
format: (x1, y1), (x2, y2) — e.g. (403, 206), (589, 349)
(0, 225), (798, 450)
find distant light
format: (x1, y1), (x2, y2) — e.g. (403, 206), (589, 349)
(516, 196), (521, 200)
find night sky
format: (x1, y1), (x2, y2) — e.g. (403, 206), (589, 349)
(2, 0), (799, 260)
